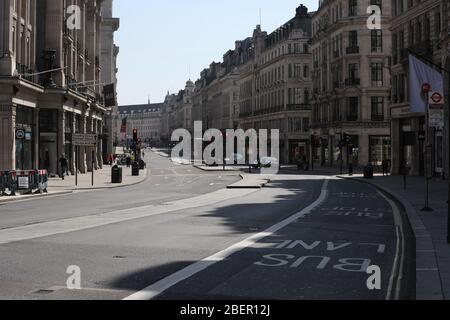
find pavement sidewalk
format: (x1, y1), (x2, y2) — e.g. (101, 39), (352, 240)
(341, 174), (450, 300)
(282, 164), (449, 299)
(0, 166), (148, 204)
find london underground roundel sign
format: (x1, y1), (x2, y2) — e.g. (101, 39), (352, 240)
(15, 129), (25, 140)
(430, 92), (443, 104)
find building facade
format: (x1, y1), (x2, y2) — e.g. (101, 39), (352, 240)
(192, 57), (240, 135)
(311, 0), (392, 168)
(118, 102), (163, 147)
(100, 0), (120, 156)
(238, 5), (313, 164)
(390, 0), (450, 176)
(0, 0), (120, 175)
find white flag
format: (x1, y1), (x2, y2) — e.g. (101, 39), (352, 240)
(408, 54), (444, 112)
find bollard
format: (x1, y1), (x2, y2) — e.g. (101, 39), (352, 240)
(348, 164), (353, 176)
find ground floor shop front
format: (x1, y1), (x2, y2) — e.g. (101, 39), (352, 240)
(0, 83), (110, 175)
(312, 126), (391, 169)
(391, 114), (445, 177)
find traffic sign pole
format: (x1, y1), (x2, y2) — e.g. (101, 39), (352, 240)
(422, 85), (433, 212)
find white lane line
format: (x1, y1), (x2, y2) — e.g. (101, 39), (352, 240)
(123, 178), (330, 301)
(378, 191), (406, 301)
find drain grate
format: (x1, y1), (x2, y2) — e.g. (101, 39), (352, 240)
(33, 289), (55, 295)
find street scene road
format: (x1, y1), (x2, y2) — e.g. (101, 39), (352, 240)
(0, 151), (415, 300)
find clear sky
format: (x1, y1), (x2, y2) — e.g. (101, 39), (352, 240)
(114, 0), (318, 106)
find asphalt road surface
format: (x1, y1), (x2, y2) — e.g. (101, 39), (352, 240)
(0, 151), (415, 300)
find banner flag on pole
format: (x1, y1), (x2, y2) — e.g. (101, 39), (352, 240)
(408, 54), (444, 112)
(120, 117), (127, 134)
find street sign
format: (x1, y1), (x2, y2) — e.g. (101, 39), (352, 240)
(429, 109), (444, 129)
(429, 92), (444, 105)
(72, 133), (97, 146)
(15, 129), (25, 140)
(18, 176), (29, 189)
(422, 83), (431, 94)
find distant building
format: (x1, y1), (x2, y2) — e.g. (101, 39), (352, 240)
(118, 102), (163, 147)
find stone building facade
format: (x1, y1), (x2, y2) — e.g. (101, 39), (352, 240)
(100, 0), (120, 155)
(238, 5), (313, 164)
(118, 102), (163, 147)
(311, 0), (392, 168)
(191, 56), (241, 135)
(0, 0), (120, 175)
(390, 0), (450, 176)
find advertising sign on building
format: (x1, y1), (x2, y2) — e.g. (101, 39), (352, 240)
(72, 134), (97, 147)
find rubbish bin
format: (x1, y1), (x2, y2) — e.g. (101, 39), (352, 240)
(139, 159), (146, 170)
(132, 162), (140, 177)
(364, 164), (374, 179)
(111, 165), (123, 183)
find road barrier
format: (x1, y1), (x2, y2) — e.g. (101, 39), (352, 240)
(0, 170), (48, 197)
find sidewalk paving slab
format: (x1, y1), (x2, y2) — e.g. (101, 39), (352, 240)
(340, 174), (449, 300)
(0, 166), (148, 204)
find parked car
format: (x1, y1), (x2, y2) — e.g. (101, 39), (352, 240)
(224, 153), (244, 164)
(253, 157), (279, 169)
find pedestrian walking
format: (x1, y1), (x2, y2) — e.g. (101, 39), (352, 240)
(59, 154), (68, 180)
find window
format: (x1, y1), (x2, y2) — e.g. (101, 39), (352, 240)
(370, 0), (382, 13)
(369, 136), (391, 165)
(288, 118), (302, 133)
(347, 97), (359, 121)
(371, 97), (384, 121)
(408, 22), (414, 46)
(288, 88), (302, 105)
(303, 65), (310, 78)
(371, 30), (383, 52)
(435, 12), (441, 34)
(304, 89), (310, 105)
(302, 118), (310, 132)
(349, 0), (357, 16)
(11, 26), (16, 53)
(347, 31), (359, 53)
(348, 63), (359, 80)
(293, 64), (302, 79)
(371, 63), (383, 86)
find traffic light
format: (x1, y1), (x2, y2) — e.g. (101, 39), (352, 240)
(133, 129), (138, 142)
